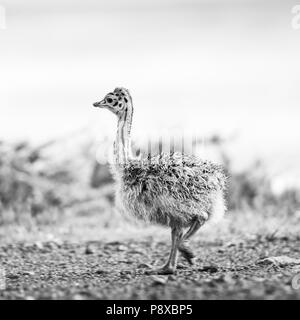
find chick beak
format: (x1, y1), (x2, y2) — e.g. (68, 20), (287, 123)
(93, 99), (106, 108)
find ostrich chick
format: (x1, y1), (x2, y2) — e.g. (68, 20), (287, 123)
(93, 87), (227, 275)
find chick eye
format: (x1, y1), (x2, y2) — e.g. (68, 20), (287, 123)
(106, 98), (113, 104)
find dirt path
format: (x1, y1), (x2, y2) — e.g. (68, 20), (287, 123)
(1, 235), (300, 299)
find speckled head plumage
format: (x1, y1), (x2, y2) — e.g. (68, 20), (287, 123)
(93, 87), (134, 165)
(93, 87), (132, 117)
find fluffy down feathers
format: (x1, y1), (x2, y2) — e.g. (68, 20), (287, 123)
(114, 152), (227, 228)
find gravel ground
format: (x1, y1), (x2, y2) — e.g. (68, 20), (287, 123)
(1, 233), (300, 299)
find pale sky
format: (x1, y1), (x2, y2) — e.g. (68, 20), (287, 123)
(0, 0), (300, 190)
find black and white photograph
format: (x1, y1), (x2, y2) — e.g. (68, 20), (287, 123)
(1, 0), (300, 304)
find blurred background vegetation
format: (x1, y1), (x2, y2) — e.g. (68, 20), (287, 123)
(1, 134), (299, 228)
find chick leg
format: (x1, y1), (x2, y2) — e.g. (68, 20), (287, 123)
(146, 226), (183, 275)
(178, 219), (204, 265)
